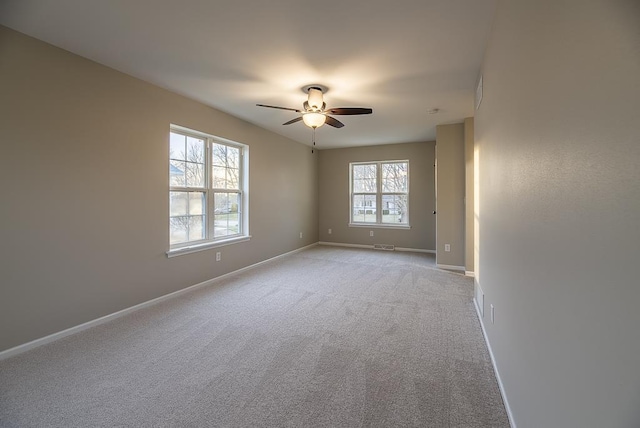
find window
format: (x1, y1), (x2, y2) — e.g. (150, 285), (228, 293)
(350, 160), (409, 226)
(169, 125), (248, 255)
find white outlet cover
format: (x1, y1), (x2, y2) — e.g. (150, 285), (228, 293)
(328, 228), (332, 234)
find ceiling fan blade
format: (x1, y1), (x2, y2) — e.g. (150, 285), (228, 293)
(325, 107), (373, 115)
(282, 117), (303, 125)
(256, 104), (301, 113)
(325, 116), (345, 128)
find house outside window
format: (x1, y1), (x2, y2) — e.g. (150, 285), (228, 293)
(350, 160), (409, 226)
(168, 125), (249, 255)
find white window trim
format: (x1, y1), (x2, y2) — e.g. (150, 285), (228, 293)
(167, 124), (249, 257)
(166, 235), (252, 258)
(348, 223), (411, 230)
(349, 160), (410, 227)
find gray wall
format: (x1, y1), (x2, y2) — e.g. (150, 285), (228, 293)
(435, 124), (465, 267)
(318, 142), (435, 250)
(476, 1), (640, 427)
(0, 26), (318, 352)
(464, 118), (474, 273)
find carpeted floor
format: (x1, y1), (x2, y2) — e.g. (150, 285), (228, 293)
(0, 246), (509, 427)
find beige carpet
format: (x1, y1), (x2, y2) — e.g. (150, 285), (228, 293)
(0, 246), (509, 427)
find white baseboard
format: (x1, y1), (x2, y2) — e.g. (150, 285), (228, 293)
(318, 241), (371, 249)
(473, 296), (517, 428)
(318, 241), (435, 254)
(465, 270), (475, 277)
(436, 263), (465, 271)
(0, 243), (318, 361)
(395, 247), (436, 254)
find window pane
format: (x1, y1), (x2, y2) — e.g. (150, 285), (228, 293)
(352, 165), (363, 180)
(170, 214), (205, 244)
(214, 192), (236, 214)
(382, 194), (408, 224)
(170, 160), (186, 187)
(188, 216), (205, 241)
(353, 164), (377, 192)
(212, 144), (226, 167)
(229, 193), (240, 214)
(186, 136), (205, 162)
(382, 162), (408, 192)
(189, 192), (204, 215)
(212, 144), (241, 190)
(170, 132), (186, 160)
(170, 216), (188, 244)
(226, 146), (240, 168)
(186, 162), (205, 188)
(227, 167), (239, 189)
(214, 213), (240, 236)
(212, 166), (240, 190)
(212, 167), (227, 189)
(353, 164), (376, 180)
(352, 194), (376, 223)
(214, 214), (232, 237)
(170, 192), (188, 216)
(214, 192), (240, 237)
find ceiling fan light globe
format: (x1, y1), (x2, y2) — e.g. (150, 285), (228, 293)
(303, 112), (326, 128)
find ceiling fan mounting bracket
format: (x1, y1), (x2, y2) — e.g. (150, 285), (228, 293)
(301, 84), (329, 95)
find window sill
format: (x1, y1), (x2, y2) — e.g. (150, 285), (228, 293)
(348, 223), (411, 230)
(166, 235), (251, 258)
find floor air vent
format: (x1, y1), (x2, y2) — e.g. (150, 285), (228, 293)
(373, 244), (395, 251)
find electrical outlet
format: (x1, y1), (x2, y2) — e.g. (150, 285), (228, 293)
(444, 244), (451, 252)
(299, 232), (303, 239)
(491, 304), (495, 324)
(328, 228), (332, 235)
(370, 230), (374, 237)
(216, 252), (221, 262)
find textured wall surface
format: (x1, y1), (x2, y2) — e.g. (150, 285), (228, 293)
(464, 118), (474, 273)
(0, 26), (318, 352)
(318, 142), (435, 250)
(475, 1), (640, 426)
(436, 124), (465, 267)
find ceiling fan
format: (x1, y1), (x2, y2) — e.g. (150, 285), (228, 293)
(256, 85), (373, 129)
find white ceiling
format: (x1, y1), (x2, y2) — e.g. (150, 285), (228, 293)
(0, 0), (496, 149)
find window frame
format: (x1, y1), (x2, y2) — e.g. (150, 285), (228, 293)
(349, 160), (410, 229)
(167, 125), (250, 257)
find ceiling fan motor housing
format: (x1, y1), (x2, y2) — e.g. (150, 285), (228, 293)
(306, 87), (324, 111)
